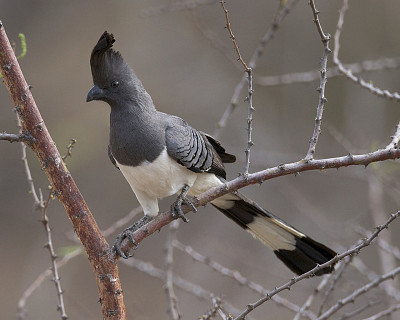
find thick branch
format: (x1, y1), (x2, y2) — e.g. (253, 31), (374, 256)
(0, 22), (126, 319)
(117, 146), (400, 255)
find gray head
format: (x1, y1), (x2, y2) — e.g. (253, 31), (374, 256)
(86, 31), (154, 110)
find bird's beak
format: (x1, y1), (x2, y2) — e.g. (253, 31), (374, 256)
(86, 85), (104, 102)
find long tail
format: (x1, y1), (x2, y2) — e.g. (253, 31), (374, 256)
(211, 192), (336, 275)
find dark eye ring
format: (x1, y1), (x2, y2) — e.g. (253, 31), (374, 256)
(111, 80), (119, 88)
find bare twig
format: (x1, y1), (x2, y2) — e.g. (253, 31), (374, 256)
(355, 226), (400, 261)
(17, 206), (143, 318)
(333, 0), (400, 101)
(292, 275), (329, 320)
(16, 115), (41, 207)
(316, 266), (400, 320)
(140, 0), (215, 17)
(198, 297), (223, 320)
(186, 10), (242, 71)
(232, 211), (400, 320)
(121, 257), (249, 319)
(337, 300), (380, 320)
(214, 0), (299, 138)
(172, 240), (315, 319)
(219, 1), (254, 175)
(367, 174), (398, 280)
(243, 68), (254, 176)
(164, 221), (182, 320)
(116, 144), (400, 257)
(17, 114), (68, 319)
(387, 121), (400, 149)
(61, 139), (77, 161)
(254, 56), (400, 87)
(41, 188), (68, 320)
(317, 257), (353, 316)
(0, 131), (34, 143)
(362, 303), (400, 320)
(352, 257), (400, 301)
(17, 248), (83, 319)
(219, 1), (249, 71)
(102, 206), (143, 237)
(305, 0), (331, 161)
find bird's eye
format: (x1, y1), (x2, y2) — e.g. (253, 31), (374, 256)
(111, 80), (119, 88)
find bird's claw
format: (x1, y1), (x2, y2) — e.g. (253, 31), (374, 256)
(113, 215), (152, 258)
(113, 229), (137, 259)
(171, 184), (197, 223)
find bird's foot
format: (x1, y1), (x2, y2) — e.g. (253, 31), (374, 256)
(113, 215), (153, 259)
(171, 184), (197, 223)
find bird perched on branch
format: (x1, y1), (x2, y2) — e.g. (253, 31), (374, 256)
(86, 31), (336, 275)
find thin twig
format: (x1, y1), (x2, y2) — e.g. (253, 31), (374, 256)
(198, 297), (223, 320)
(16, 113), (68, 319)
(17, 247), (82, 319)
(220, 1), (249, 71)
(41, 188), (68, 320)
(355, 226), (400, 261)
(0, 131), (34, 143)
(16, 115), (41, 207)
(305, 0), (331, 161)
(121, 257), (250, 319)
(352, 256), (400, 301)
(232, 211), (400, 320)
(254, 56), (400, 87)
(367, 174), (398, 281)
(333, 0), (400, 101)
(317, 256), (353, 316)
(316, 266), (400, 320)
(292, 275), (329, 320)
(243, 68), (254, 176)
(214, 0), (299, 138)
(164, 221), (182, 320)
(386, 121), (400, 149)
(61, 139), (77, 161)
(172, 240), (315, 319)
(140, 0), (215, 17)
(30, 139), (78, 320)
(337, 300), (380, 320)
(17, 206), (143, 318)
(186, 9), (242, 71)
(362, 303), (400, 320)
(219, 1), (254, 176)
(117, 145), (400, 256)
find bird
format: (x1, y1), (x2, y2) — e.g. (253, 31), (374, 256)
(86, 31), (336, 276)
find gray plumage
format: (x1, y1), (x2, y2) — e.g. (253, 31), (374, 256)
(87, 31), (336, 275)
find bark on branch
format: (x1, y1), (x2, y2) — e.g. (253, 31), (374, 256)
(118, 146), (400, 256)
(0, 21), (126, 319)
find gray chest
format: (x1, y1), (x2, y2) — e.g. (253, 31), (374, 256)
(109, 111), (165, 166)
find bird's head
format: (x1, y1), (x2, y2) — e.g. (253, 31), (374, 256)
(86, 31), (148, 108)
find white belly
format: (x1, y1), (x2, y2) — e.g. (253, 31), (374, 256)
(115, 148), (223, 216)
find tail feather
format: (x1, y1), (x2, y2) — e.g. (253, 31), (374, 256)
(211, 193), (336, 275)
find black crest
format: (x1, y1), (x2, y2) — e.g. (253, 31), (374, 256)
(90, 31), (131, 87)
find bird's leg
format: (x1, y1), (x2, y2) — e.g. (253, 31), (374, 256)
(113, 215), (153, 259)
(171, 184), (197, 223)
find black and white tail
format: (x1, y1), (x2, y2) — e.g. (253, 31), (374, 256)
(211, 193), (336, 275)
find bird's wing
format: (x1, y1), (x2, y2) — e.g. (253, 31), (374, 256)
(165, 117), (228, 178)
(108, 144), (120, 170)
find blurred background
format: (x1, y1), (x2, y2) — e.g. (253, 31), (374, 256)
(1, 0), (400, 319)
